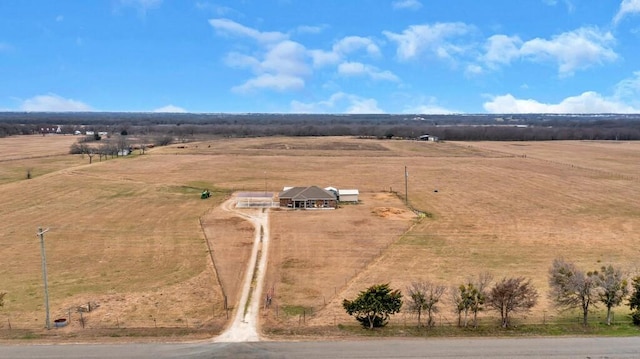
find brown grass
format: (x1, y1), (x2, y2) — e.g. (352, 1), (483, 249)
(1, 135), (639, 336)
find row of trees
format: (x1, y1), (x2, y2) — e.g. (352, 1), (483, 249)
(549, 259), (629, 326)
(343, 259), (640, 329)
(2, 112), (640, 140)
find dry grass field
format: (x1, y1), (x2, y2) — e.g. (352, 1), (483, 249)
(0, 135), (86, 185)
(1, 135), (639, 336)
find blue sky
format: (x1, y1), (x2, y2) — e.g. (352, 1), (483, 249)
(1, 0), (640, 114)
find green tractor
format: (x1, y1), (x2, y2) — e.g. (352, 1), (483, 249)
(201, 189), (211, 199)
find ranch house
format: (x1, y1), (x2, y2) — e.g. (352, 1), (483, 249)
(278, 186), (338, 209)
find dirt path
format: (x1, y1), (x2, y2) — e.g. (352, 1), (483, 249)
(214, 197), (270, 342)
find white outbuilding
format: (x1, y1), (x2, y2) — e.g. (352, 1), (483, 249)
(338, 189), (359, 203)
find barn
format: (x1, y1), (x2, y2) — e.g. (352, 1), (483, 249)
(278, 186), (338, 209)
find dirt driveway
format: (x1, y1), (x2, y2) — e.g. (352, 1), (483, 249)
(214, 197), (270, 342)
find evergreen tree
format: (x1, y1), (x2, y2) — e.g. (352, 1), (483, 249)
(343, 283), (402, 329)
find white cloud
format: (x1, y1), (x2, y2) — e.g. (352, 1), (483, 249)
(233, 74), (305, 93)
(120, 0), (162, 8)
(261, 40), (310, 76)
(333, 36), (381, 57)
(465, 64), (484, 76)
(119, 0), (162, 16)
(230, 40), (309, 93)
(614, 71), (640, 99)
(337, 62), (399, 82)
(224, 52), (261, 70)
(153, 105), (186, 113)
(212, 21), (396, 94)
(308, 49), (341, 68)
(392, 0), (423, 11)
(296, 25), (325, 34)
(211, 19), (309, 93)
(520, 27), (617, 76)
(401, 95), (457, 114)
(196, 2), (238, 16)
(209, 18), (288, 44)
(346, 98), (383, 114)
(477, 27), (617, 76)
(383, 22), (474, 61)
(481, 34), (523, 68)
(309, 36), (381, 68)
(483, 92), (638, 113)
(614, 0), (640, 24)
(20, 94), (93, 112)
(290, 92), (384, 114)
(542, 0), (575, 12)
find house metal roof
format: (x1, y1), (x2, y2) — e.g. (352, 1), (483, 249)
(279, 186), (337, 200)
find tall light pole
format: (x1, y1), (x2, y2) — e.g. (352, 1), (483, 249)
(37, 227), (51, 330)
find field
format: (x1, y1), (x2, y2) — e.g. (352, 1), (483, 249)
(0, 135), (639, 336)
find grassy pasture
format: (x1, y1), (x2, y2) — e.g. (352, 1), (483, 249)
(156, 137), (640, 329)
(0, 135), (86, 184)
(1, 135), (639, 336)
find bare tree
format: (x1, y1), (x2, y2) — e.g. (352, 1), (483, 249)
(487, 277), (538, 328)
(406, 282), (446, 327)
(595, 265), (629, 325)
(548, 258), (598, 326)
(424, 283), (446, 327)
(451, 285), (466, 327)
(116, 135), (130, 156)
(407, 282), (427, 327)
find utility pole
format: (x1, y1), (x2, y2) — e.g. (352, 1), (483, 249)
(37, 227), (51, 330)
(404, 166), (408, 205)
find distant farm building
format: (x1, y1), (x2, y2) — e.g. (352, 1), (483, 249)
(279, 186), (338, 209)
(419, 134), (439, 142)
(40, 126), (61, 134)
(338, 189), (359, 203)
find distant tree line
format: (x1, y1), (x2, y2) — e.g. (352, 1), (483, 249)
(1, 112), (640, 141)
(343, 258), (640, 329)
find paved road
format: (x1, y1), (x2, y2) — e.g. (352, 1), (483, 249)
(2, 337), (639, 358)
